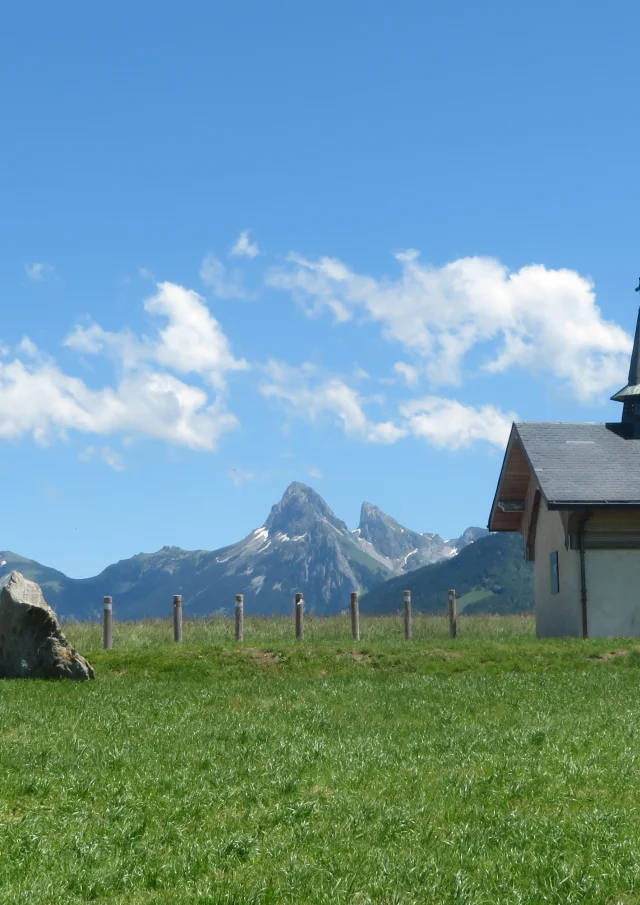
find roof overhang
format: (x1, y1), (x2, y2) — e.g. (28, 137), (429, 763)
(611, 383), (640, 402)
(546, 500), (640, 510)
(488, 424), (541, 532)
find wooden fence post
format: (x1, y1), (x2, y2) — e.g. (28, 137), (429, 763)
(295, 592), (304, 640)
(173, 594), (183, 643)
(235, 594), (244, 642)
(404, 589), (412, 641)
(103, 596), (112, 650)
(448, 588), (457, 639)
(350, 591), (360, 641)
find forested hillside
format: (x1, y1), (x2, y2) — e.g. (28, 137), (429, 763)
(361, 533), (533, 615)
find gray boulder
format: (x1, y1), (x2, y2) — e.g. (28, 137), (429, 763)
(0, 572), (94, 680)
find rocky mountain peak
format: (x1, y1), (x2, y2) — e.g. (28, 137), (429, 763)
(355, 504), (487, 574)
(359, 501), (405, 532)
(265, 482), (349, 536)
(452, 526), (489, 550)
(356, 502), (424, 563)
(1, 483), (494, 620)
(360, 501), (382, 520)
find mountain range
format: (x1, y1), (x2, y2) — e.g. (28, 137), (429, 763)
(0, 482), (520, 620)
(361, 531), (533, 616)
(354, 501), (486, 572)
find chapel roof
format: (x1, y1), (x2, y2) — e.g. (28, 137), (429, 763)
(515, 421), (640, 505)
(488, 421), (640, 531)
(490, 288), (640, 532)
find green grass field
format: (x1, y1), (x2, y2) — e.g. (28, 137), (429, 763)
(3, 614), (640, 904)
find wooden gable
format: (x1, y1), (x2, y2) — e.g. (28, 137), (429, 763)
(489, 425), (541, 560)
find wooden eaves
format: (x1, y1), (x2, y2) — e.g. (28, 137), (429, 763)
(488, 424), (542, 561)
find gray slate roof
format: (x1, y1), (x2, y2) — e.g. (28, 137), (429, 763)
(517, 421), (640, 506)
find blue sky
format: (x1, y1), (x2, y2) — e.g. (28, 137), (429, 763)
(1, 0), (640, 577)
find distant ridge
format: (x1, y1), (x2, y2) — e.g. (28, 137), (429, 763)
(353, 501), (487, 572)
(2, 483), (506, 619)
(361, 533), (533, 616)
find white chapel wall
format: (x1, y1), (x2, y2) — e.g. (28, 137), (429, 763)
(586, 550), (640, 637)
(534, 503), (582, 638)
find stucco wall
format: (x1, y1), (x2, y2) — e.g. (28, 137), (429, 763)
(534, 503), (582, 638)
(586, 550), (640, 637)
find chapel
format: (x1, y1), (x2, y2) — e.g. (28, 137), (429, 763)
(489, 298), (640, 637)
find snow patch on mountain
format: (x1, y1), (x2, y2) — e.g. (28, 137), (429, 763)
(0, 483), (489, 620)
(355, 501), (488, 575)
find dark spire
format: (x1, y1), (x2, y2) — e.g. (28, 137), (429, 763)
(628, 304), (640, 387)
(611, 279), (640, 433)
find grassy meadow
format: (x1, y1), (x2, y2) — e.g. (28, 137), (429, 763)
(3, 614), (640, 903)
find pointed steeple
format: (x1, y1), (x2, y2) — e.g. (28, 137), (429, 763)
(611, 280), (640, 432)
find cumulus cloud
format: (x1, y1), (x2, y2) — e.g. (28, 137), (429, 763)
(230, 230), (260, 259)
(200, 254), (249, 299)
(260, 360), (515, 450)
(0, 357), (239, 450)
(0, 281), (245, 452)
(394, 362), (420, 387)
(367, 421), (408, 444)
(65, 282), (249, 391)
(17, 337), (40, 359)
(267, 252), (631, 402)
(260, 361), (405, 445)
(79, 445), (126, 471)
(25, 262), (54, 281)
(400, 397), (516, 449)
(145, 282), (248, 387)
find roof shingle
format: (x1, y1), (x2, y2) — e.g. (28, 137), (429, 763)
(517, 421), (640, 505)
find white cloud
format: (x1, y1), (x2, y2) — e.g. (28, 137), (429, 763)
(65, 281), (249, 391)
(400, 397), (516, 449)
(394, 362), (420, 387)
(145, 282), (249, 389)
(306, 465), (323, 480)
(0, 281), (246, 452)
(259, 360), (515, 450)
(261, 361), (366, 434)
(367, 421), (408, 444)
(25, 262), (54, 282)
(200, 254), (249, 299)
(0, 356), (239, 450)
(228, 468), (256, 487)
(79, 445), (126, 471)
(139, 267), (154, 280)
(17, 337), (40, 359)
(267, 252), (631, 402)
(260, 361), (404, 444)
(230, 230), (260, 259)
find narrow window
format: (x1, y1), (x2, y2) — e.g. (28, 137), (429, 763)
(550, 551), (559, 594)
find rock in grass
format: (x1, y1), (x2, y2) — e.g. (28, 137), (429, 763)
(0, 572), (94, 680)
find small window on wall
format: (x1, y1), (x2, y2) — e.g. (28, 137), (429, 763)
(550, 551), (560, 594)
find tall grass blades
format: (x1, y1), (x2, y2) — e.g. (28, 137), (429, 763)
(1, 615), (640, 903)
